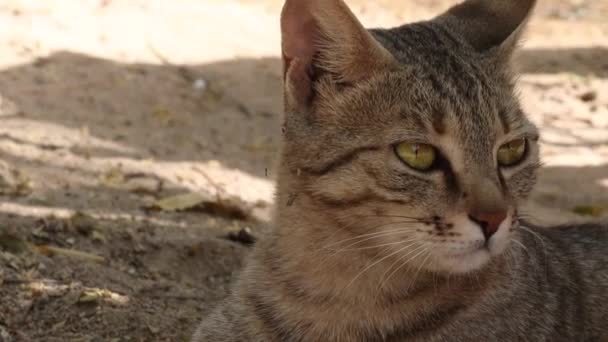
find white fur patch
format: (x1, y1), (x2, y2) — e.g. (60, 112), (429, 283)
(426, 211), (513, 274)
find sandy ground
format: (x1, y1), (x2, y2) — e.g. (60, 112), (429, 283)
(0, 0), (606, 341)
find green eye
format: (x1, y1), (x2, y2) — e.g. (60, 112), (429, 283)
(497, 138), (527, 166)
(395, 142), (436, 171)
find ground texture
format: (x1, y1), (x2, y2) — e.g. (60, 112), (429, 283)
(0, 0), (607, 341)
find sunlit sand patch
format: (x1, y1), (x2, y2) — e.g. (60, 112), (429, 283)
(0, 125), (275, 221)
(0, 118), (138, 155)
(0, 202), (192, 228)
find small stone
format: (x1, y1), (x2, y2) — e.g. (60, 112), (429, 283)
(147, 325), (160, 334)
(66, 238), (75, 245)
(226, 227), (256, 245)
(133, 242), (146, 253)
(578, 90), (597, 102)
(31, 227), (50, 240)
(192, 78), (208, 91)
(69, 212), (96, 236)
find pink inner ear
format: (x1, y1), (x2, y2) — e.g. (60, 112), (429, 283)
(281, 0), (319, 79)
(281, 0), (322, 108)
(284, 56), (314, 107)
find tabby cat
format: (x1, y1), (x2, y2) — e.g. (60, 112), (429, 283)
(192, 0), (608, 340)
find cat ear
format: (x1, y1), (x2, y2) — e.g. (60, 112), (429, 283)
(280, 0), (397, 111)
(436, 0), (537, 55)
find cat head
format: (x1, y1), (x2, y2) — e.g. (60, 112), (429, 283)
(279, 0), (539, 274)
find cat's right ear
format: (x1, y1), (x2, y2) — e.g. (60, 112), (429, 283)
(280, 0), (396, 112)
(436, 0), (537, 57)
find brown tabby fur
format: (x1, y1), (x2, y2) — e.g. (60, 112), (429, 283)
(192, 0), (608, 340)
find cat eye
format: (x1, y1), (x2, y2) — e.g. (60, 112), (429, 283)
(497, 138), (527, 167)
(395, 142), (437, 171)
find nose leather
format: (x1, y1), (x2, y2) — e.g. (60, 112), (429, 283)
(468, 211), (507, 240)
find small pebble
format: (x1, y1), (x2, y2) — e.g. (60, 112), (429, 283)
(148, 325), (160, 334)
(134, 242), (147, 253)
(578, 90), (597, 102)
(192, 78), (207, 91)
(227, 227), (256, 245)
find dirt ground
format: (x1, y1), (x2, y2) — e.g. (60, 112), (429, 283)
(0, 0), (606, 341)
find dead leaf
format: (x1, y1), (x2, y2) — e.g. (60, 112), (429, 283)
(148, 191), (253, 219)
(78, 288), (129, 305)
(50, 320), (66, 332)
(572, 204), (607, 217)
(78, 289), (101, 303)
(91, 231), (107, 243)
(34, 245), (105, 263)
(151, 192), (207, 212)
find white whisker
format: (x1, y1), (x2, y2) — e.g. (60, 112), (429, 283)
(510, 238), (529, 258)
(405, 251), (432, 294)
(324, 227), (416, 247)
(344, 241), (419, 290)
(379, 243), (429, 291)
(323, 216), (420, 246)
(330, 238), (422, 253)
(519, 226), (548, 282)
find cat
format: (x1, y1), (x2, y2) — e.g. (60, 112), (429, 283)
(192, 0), (608, 340)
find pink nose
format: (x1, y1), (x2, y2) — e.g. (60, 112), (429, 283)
(468, 211), (507, 240)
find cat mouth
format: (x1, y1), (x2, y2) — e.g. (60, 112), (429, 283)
(443, 246), (488, 258)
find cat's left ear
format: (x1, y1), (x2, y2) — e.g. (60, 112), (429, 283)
(280, 0), (397, 113)
(436, 0), (537, 58)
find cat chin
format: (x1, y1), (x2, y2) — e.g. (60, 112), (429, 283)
(425, 236), (512, 274)
(428, 249), (492, 274)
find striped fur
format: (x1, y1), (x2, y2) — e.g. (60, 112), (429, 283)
(192, 0), (608, 340)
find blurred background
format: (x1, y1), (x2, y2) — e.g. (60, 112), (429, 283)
(0, 0), (606, 340)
